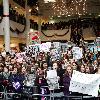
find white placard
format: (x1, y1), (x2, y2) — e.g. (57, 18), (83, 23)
(53, 42), (60, 48)
(47, 70), (57, 78)
(24, 74), (35, 86)
(47, 70), (59, 90)
(72, 47), (83, 59)
(25, 44), (40, 57)
(69, 71), (100, 97)
(39, 43), (50, 52)
(50, 49), (60, 61)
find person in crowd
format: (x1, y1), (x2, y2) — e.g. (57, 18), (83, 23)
(8, 65), (13, 73)
(52, 61), (65, 77)
(63, 58), (70, 69)
(79, 64), (86, 73)
(63, 65), (73, 97)
(85, 66), (91, 74)
(92, 60), (98, 70)
(41, 61), (48, 78)
(95, 65), (100, 74)
(8, 67), (23, 93)
(72, 62), (78, 71)
(0, 64), (4, 84)
(34, 67), (49, 99)
(2, 67), (10, 79)
(52, 61), (65, 93)
(1, 67), (10, 87)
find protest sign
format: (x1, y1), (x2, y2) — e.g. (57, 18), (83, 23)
(25, 44), (40, 57)
(50, 49), (60, 61)
(47, 70), (59, 90)
(24, 74), (35, 86)
(53, 42), (60, 48)
(12, 82), (21, 90)
(69, 71), (100, 97)
(72, 47), (83, 59)
(39, 43), (50, 52)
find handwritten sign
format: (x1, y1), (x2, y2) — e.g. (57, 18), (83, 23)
(47, 70), (59, 90)
(69, 71), (100, 97)
(72, 47), (83, 59)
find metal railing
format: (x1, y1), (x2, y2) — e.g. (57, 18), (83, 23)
(0, 85), (100, 100)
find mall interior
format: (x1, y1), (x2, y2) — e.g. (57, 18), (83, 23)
(0, 0), (100, 100)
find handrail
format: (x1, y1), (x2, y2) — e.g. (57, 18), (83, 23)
(0, 85), (99, 100)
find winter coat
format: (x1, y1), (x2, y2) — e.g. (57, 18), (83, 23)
(63, 74), (71, 96)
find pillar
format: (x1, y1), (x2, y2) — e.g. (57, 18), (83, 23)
(38, 6), (41, 44)
(38, 16), (41, 32)
(25, 0), (30, 46)
(3, 0), (10, 52)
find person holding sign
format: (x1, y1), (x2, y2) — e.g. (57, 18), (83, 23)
(8, 67), (24, 93)
(34, 68), (49, 99)
(52, 61), (65, 92)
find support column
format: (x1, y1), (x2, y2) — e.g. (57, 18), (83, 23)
(38, 16), (41, 44)
(3, 0), (10, 52)
(25, 0), (30, 46)
(38, 16), (41, 33)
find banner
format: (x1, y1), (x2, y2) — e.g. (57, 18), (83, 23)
(69, 71), (100, 97)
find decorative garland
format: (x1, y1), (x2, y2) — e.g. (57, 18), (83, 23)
(0, 16), (26, 34)
(41, 30), (55, 37)
(10, 21), (26, 34)
(41, 27), (70, 37)
(55, 29), (69, 36)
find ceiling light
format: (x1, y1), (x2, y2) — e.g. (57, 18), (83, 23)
(29, 9), (32, 12)
(62, 14), (64, 15)
(36, 7), (38, 10)
(68, 15), (71, 16)
(15, 6), (17, 9)
(58, 16), (61, 17)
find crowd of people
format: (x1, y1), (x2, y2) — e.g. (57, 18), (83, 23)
(41, 21), (69, 30)
(0, 43), (99, 99)
(9, 4), (26, 25)
(30, 19), (38, 30)
(30, 18), (100, 37)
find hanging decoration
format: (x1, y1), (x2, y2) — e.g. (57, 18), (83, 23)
(10, 19), (26, 34)
(10, 25), (26, 34)
(41, 27), (69, 37)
